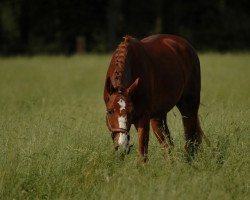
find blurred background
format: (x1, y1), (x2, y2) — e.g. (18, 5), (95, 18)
(0, 0), (249, 55)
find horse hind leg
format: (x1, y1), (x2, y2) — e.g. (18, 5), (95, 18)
(162, 116), (174, 147)
(177, 94), (203, 158)
(182, 114), (202, 157)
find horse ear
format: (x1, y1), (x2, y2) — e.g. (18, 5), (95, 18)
(127, 78), (139, 95)
(106, 77), (115, 95)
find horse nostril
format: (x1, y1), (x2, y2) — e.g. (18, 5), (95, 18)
(114, 146), (119, 151)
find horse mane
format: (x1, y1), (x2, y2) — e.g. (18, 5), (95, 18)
(114, 35), (132, 71)
(111, 35), (134, 91)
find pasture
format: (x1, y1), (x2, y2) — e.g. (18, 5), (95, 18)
(0, 53), (249, 199)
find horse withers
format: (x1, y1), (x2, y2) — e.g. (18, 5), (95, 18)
(104, 34), (204, 161)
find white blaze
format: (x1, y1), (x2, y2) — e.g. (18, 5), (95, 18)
(117, 99), (128, 147)
(118, 99), (126, 112)
(118, 132), (128, 146)
(118, 116), (127, 130)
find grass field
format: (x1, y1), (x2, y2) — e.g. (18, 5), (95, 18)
(0, 53), (249, 200)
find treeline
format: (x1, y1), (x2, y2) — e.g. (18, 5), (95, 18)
(0, 0), (249, 55)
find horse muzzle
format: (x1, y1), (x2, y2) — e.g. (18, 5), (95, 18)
(113, 132), (131, 154)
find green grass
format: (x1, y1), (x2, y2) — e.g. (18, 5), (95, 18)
(0, 53), (249, 200)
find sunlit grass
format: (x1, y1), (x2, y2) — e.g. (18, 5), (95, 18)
(0, 53), (249, 199)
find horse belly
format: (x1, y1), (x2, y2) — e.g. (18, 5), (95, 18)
(151, 66), (184, 114)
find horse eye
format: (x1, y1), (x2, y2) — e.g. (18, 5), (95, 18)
(107, 109), (114, 115)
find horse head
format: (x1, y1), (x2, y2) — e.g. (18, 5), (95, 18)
(104, 77), (139, 154)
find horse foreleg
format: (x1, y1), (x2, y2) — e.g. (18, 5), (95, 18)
(151, 118), (168, 149)
(135, 117), (150, 162)
(151, 117), (173, 158)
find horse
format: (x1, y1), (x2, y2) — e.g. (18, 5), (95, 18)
(104, 34), (204, 161)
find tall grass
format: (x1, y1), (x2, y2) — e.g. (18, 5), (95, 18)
(0, 53), (249, 199)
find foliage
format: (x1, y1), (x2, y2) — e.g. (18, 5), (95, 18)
(0, 54), (249, 199)
(0, 0), (250, 54)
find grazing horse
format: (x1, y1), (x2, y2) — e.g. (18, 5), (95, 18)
(104, 34), (204, 161)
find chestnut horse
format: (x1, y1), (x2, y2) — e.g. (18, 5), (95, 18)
(104, 34), (204, 161)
